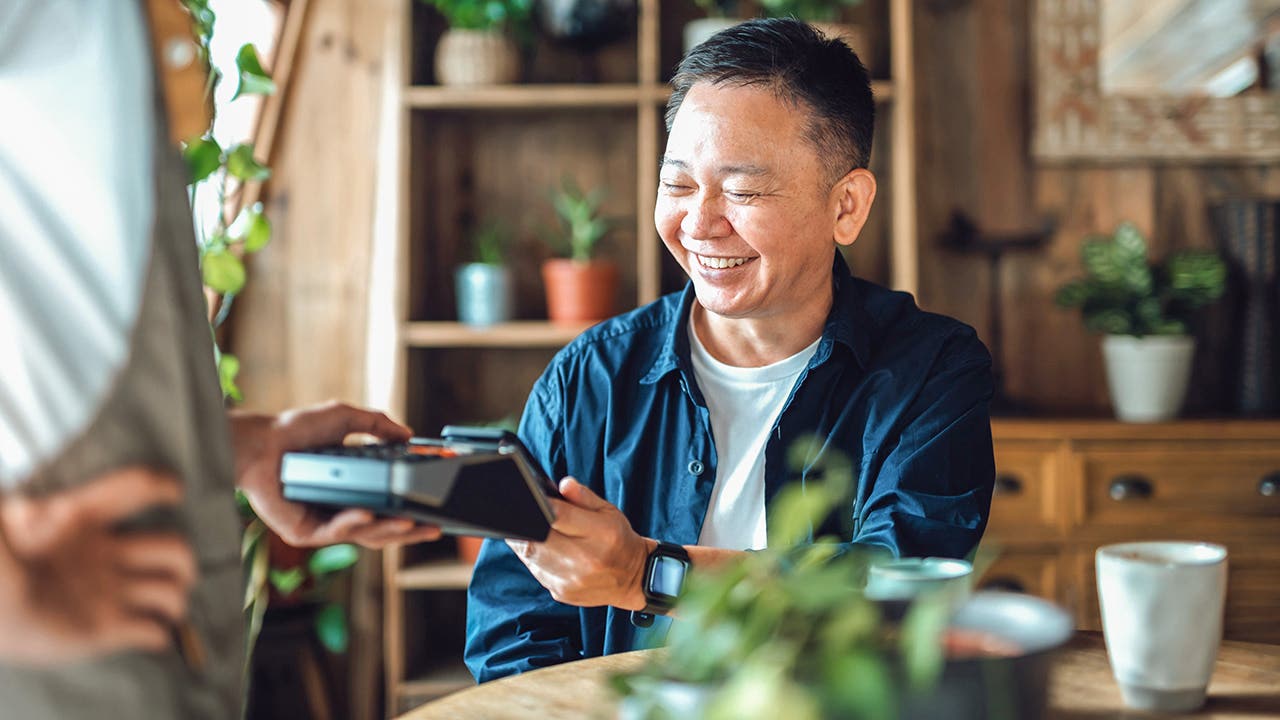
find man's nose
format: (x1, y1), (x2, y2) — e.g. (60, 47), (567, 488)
(680, 194), (729, 239)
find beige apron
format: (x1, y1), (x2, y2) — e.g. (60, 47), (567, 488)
(0, 24), (245, 720)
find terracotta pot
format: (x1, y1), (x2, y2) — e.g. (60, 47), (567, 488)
(457, 536), (485, 565)
(434, 29), (519, 86)
(541, 259), (619, 323)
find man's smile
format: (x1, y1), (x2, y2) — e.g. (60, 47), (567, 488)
(692, 252), (755, 270)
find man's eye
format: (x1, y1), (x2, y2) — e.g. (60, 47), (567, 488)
(660, 181), (691, 193)
(726, 190), (759, 202)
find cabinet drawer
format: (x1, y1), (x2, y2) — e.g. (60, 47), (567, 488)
(1080, 450), (1280, 529)
(1070, 541), (1280, 644)
(986, 441), (1062, 538)
(975, 551), (1060, 603)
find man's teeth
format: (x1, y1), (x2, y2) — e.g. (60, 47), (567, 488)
(696, 255), (749, 269)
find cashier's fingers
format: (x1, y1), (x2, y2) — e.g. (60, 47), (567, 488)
(114, 534), (198, 589)
(344, 520), (442, 548)
(310, 509), (441, 548)
(117, 575), (191, 626)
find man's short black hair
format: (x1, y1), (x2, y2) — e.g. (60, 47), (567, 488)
(666, 17), (875, 184)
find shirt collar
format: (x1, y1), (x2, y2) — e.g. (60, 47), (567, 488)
(641, 252), (872, 385)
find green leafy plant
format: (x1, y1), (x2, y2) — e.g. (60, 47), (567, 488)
(1054, 222), (1227, 337)
(470, 221), (511, 265)
(550, 178), (610, 262)
(418, 0), (533, 31)
(240, 501), (362, 655)
(179, 1), (360, 664)
(180, 1), (276, 401)
(758, 0), (862, 22)
(613, 437), (949, 720)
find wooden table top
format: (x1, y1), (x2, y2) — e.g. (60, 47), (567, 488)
(402, 633), (1280, 720)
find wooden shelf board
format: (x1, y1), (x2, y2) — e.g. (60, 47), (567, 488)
(397, 661), (476, 698)
(402, 83), (671, 109)
(396, 559), (473, 590)
(402, 321), (593, 348)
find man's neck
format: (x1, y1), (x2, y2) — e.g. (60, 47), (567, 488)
(690, 293), (832, 368)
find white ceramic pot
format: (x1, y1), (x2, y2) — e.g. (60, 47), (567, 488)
(683, 17), (740, 54)
(1101, 335), (1196, 422)
(435, 29), (519, 86)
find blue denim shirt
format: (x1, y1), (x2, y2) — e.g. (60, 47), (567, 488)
(465, 254), (995, 682)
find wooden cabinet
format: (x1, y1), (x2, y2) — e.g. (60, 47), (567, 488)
(367, 1), (918, 715)
(981, 421), (1280, 644)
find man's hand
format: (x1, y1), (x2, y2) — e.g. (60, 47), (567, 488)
(0, 467), (196, 666)
(233, 402), (442, 549)
(507, 478), (655, 610)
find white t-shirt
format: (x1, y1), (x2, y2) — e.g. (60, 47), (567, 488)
(690, 322), (820, 550)
(0, 0), (154, 486)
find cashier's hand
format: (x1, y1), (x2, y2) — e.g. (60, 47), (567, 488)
(0, 467), (196, 665)
(507, 477), (655, 611)
(232, 402), (442, 549)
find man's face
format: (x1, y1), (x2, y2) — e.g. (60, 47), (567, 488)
(656, 81), (842, 325)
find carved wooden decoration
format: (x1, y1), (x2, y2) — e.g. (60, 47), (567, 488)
(1033, 0), (1280, 161)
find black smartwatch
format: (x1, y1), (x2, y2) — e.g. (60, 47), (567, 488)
(630, 541), (691, 628)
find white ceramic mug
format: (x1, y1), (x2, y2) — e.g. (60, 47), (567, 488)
(1096, 541), (1228, 712)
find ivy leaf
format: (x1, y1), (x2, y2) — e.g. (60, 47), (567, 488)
(202, 247), (246, 294)
(269, 566), (306, 596)
(226, 143), (271, 182)
(309, 544), (359, 576)
(233, 203), (272, 252)
(316, 602), (349, 654)
(232, 43), (276, 100)
(183, 136), (223, 184)
(218, 352), (243, 402)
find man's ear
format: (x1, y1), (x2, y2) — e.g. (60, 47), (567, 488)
(831, 168), (877, 248)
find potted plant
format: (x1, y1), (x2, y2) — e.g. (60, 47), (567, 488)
(613, 439), (1073, 720)
(419, 0), (532, 86)
(685, 0), (741, 53)
(1055, 222), (1227, 422)
(542, 179), (618, 324)
(456, 222), (514, 327)
(758, 0), (866, 57)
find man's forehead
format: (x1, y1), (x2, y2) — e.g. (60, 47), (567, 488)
(660, 156), (772, 177)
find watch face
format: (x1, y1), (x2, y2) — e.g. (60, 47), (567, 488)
(649, 554), (687, 600)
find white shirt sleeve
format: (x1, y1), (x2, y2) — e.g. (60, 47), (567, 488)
(0, 0), (156, 487)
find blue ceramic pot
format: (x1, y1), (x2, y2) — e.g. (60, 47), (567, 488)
(455, 263), (513, 327)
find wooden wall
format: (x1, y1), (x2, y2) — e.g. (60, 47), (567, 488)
(228, 2), (396, 719)
(913, 0), (1280, 417)
(232, 0), (392, 415)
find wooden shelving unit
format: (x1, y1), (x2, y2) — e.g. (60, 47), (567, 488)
(367, 1), (917, 716)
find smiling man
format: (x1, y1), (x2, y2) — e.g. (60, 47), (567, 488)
(465, 18), (996, 681)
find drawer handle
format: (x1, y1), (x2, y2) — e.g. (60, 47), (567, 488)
(1109, 475), (1153, 501)
(982, 577), (1026, 594)
(1260, 473), (1280, 498)
(994, 474), (1023, 496)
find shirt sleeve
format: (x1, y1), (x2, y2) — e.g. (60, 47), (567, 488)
(464, 366), (584, 682)
(0, 0), (156, 489)
(851, 329), (996, 559)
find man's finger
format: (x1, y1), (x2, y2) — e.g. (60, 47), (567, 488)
(548, 499), (610, 538)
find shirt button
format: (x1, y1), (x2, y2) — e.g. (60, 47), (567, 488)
(688, 460), (705, 476)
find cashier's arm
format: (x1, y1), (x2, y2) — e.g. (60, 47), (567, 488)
(506, 477), (743, 610)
